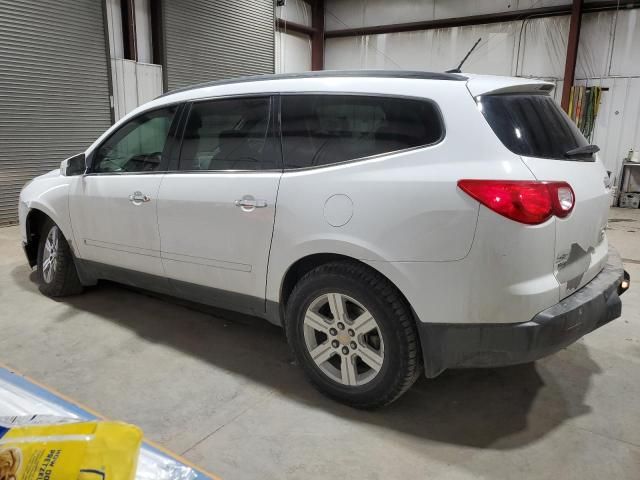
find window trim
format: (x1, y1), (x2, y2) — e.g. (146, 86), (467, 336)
(86, 102), (185, 176)
(278, 91), (446, 171)
(171, 94), (283, 174)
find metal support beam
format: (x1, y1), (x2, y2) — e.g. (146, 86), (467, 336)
(311, 0), (324, 70)
(276, 18), (316, 37)
(325, 0), (640, 38)
(561, 0), (584, 111)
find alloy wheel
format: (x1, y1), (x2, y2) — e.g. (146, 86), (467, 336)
(303, 292), (385, 386)
(42, 226), (59, 284)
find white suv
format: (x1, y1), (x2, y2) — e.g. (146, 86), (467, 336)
(19, 71), (630, 408)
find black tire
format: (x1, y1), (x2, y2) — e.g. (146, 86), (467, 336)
(286, 261), (422, 408)
(36, 219), (83, 297)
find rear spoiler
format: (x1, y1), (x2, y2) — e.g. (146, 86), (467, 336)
(465, 74), (555, 97)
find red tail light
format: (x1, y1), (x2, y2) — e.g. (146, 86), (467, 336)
(457, 180), (574, 225)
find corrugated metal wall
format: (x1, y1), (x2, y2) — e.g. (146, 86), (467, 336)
(0, 0), (112, 225)
(162, 0), (275, 91)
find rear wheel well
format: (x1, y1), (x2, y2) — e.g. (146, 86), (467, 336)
(280, 253), (415, 322)
(24, 209), (50, 266)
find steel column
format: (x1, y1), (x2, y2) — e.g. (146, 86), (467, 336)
(311, 0), (324, 70)
(561, 0), (584, 111)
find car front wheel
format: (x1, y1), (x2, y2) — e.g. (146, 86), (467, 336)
(36, 219), (83, 297)
(286, 262), (422, 408)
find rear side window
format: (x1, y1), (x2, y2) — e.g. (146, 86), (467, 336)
(179, 97), (275, 171)
(478, 94), (590, 160)
(280, 95), (443, 169)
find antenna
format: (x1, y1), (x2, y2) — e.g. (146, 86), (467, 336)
(446, 37), (482, 74)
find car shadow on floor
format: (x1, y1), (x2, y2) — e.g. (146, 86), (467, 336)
(15, 266), (600, 450)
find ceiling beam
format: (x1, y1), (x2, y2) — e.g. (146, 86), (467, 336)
(324, 0), (640, 38)
(276, 18), (316, 36)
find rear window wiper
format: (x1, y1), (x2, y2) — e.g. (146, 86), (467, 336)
(564, 144), (599, 160)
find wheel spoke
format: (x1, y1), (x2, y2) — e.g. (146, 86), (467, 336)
(340, 356), (358, 386)
(304, 310), (330, 333)
(351, 312), (376, 334)
(44, 238), (52, 255)
(42, 257), (51, 270)
(357, 345), (383, 373)
(328, 293), (346, 322)
(309, 341), (334, 365)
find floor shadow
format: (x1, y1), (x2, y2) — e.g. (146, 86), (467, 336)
(11, 265), (600, 449)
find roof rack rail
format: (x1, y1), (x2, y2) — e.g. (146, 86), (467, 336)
(159, 70), (467, 98)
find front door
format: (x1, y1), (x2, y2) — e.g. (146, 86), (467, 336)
(69, 105), (179, 277)
(157, 96), (281, 315)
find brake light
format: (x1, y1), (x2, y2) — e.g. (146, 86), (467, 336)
(457, 180), (574, 225)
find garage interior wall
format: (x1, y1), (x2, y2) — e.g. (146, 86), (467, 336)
(323, 0), (640, 183)
(162, 0), (275, 90)
(0, 0), (112, 226)
(276, 0), (313, 73)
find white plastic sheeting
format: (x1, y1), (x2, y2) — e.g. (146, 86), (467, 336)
(325, 0), (620, 30)
(277, 0), (312, 27)
(276, 31), (312, 73)
(275, 0), (313, 73)
(578, 77), (640, 181)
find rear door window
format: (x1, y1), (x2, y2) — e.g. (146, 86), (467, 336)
(478, 94), (591, 160)
(179, 97), (276, 171)
(280, 94), (443, 169)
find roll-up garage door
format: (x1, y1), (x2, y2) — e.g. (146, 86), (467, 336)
(162, 0), (274, 91)
(0, 0), (111, 225)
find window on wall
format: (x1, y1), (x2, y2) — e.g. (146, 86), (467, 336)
(179, 97), (276, 171)
(120, 0), (136, 60)
(280, 95), (444, 169)
(109, 0), (161, 64)
(92, 106), (177, 173)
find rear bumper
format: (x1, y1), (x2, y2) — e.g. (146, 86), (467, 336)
(419, 247), (629, 378)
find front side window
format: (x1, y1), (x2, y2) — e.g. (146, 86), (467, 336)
(280, 94), (444, 169)
(179, 97), (275, 171)
(92, 106), (177, 173)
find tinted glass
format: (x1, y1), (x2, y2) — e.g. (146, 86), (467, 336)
(281, 95), (443, 169)
(93, 106), (176, 173)
(478, 94), (591, 160)
(179, 97), (274, 171)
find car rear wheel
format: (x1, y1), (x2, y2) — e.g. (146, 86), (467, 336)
(36, 219), (83, 297)
(286, 261), (422, 408)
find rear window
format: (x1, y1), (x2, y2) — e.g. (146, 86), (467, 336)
(478, 94), (591, 160)
(281, 94), (443, 169)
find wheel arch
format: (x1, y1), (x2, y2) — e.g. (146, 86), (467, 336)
(278, 253), (418, 328)
(24, 208), (53, 267)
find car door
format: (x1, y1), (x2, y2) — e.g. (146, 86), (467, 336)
(69, 105), (181, 279)
(157, 96), (282, 315)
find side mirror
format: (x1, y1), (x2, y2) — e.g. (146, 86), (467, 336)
(60, 153), (86, 176)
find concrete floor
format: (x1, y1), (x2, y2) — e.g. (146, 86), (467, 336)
(1, 208), (639, 479)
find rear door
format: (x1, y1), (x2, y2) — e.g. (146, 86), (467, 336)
(157, 96), (281, 315)
(478, 93), (610, 297)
